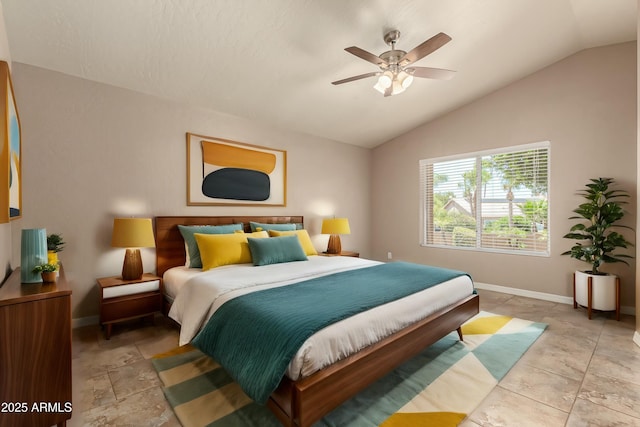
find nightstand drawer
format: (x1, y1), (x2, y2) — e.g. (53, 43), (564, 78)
(100, 291), (162, 324)
(103, 279), (160, 298)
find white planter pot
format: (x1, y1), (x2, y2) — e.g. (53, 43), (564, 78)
(574, 270), (618, 311)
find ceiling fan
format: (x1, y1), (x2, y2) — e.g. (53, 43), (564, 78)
(332, 30), (455, 97)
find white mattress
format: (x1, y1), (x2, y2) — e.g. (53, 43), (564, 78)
(164, 267), (199, 300)
(166, 256), (474, 380)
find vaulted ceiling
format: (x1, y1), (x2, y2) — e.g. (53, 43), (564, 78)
(1, 0), (636, 148)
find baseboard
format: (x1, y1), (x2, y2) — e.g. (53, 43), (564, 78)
(474, 282), (573, 304)
(72, 315), (99, 329)
(474, 282), (635, 316)
(634, 331), (640, 348)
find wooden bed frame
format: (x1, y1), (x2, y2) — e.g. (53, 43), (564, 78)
(155, 215), (480, 427)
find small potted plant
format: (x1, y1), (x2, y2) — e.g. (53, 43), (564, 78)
(47, 233), (65, 265)
(562, 177), (634, 318)
(33, 263), (59, 283)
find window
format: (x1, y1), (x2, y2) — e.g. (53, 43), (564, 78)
(420, 142), (550, 256)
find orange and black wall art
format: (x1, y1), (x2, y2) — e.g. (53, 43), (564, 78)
(187, 133), (286, 206)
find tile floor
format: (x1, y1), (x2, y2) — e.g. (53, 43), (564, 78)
(69, 289), (640, 426)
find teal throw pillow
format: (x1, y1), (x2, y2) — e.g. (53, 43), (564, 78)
(247, 235), (308, 266)
(249, 221), (297, 232)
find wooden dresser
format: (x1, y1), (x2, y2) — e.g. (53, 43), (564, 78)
(0, 267), (72, 427)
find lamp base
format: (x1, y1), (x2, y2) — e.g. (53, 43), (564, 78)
(122, 248), (143, 281)
(326, 234), (342, 255)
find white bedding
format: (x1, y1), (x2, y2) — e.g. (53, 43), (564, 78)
(167, 256), (474, 380)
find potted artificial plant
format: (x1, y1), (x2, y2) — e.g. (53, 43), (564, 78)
(562, 177), (633, 317)
(33, 263), (59, 283)
(47, 233), (65, 267)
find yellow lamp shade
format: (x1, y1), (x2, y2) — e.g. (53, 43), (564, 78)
(321, 218), (351, 235)
(111, 218), (156, 248)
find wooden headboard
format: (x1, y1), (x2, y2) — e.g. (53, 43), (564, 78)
(154, 215), (304, 277)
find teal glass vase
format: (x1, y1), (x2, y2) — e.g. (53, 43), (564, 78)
(21, 228), (47, 283)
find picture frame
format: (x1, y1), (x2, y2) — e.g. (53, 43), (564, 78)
(186, 133), (287, 206)
(0, 61), (21, 223)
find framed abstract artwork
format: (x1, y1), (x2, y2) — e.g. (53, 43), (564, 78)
(187, 133), (287, 206)
(0, 61), (21, 223)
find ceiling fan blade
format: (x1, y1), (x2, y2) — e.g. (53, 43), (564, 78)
(344, 46), (388, 67)
(331, 72), (379, 85)
(384, 86), (393, 97)
(400, 32), (452, 65)
(408, 67), (456, 80)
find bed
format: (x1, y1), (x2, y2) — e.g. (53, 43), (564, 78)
(155, 215), (479, 427)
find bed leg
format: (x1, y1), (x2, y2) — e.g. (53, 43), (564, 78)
(456, 326), (463, 342)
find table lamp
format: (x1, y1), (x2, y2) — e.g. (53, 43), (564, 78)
(111, 218), (155, 280)
(321, 218), (351, 254)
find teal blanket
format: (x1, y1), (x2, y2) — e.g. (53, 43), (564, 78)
(192, 261), (470, 404)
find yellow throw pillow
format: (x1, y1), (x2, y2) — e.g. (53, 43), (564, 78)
(194, 231), (268, 270)
(268, 229), (318, 256)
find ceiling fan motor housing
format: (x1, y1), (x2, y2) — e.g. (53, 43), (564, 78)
(379, 50), (406, 68)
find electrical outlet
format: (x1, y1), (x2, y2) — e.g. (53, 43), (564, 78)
(387, 251), (393, 260)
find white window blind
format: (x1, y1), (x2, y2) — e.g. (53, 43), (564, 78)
(420, 142), (550, 256)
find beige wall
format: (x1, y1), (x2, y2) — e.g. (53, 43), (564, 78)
(372, 42), (637, 308)
(10, 63), (372, 320)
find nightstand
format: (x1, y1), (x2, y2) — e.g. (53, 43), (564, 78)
(320, 251), (360, 257)
(98, 273), (163, 339)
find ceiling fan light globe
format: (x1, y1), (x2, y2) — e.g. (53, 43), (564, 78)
(378, 72), (393, 88)
(373, 81), (386, 94)
(391, 79), (406, 95)
(399, 71), (414, 89)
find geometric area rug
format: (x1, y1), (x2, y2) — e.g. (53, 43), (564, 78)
(151, 312), (547, 427)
